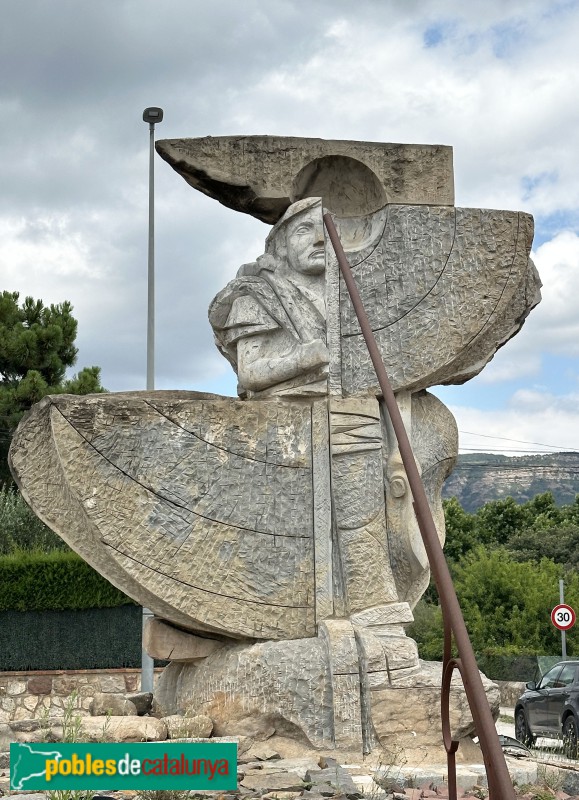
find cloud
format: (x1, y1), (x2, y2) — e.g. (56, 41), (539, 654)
(530, 232), (579, 354)
(222, 1), (579, 216)
(1, 0), (579, 453)
(450, 388), (579, 455)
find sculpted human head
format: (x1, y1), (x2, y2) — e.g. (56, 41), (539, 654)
(265, 198), (325, 276)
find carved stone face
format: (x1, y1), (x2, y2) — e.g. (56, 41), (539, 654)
(285, 206), (326, 276)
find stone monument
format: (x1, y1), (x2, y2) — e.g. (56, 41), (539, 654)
(9, 136), (541, 758)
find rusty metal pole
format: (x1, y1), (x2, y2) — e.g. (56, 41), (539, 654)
(323, 213), (515, 800)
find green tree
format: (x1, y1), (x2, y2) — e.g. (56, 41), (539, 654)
(562, 495), (579, 525)
(443, 496), (477, 561)
(523, 491), (562, 525)
(473, 495), (531, 546)
(407, 599), (446, 661)
(452, 547), (579, 655)
(506, 524), (579, 571)
(0, 290), (105, 486)
(411, 548), (579, 661)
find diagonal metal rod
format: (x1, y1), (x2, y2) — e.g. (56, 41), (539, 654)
(323, 213), (515, 800)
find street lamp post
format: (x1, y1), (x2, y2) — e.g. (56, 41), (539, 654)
(143, 106), (164, 391)
(141, 107), (163, 693)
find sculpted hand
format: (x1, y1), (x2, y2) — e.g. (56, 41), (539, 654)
(299, 338), (329, 370)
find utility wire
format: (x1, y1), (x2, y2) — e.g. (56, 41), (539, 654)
(459, 430), (578, 452)
(459, 447), (573, 454)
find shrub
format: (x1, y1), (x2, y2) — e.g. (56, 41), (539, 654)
(0, 484), (68, 554)
(0, 549), (134, 611)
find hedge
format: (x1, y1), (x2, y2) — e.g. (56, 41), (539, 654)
(0, 550), (135, 611)
(475, 653), (561, 682)
(0, 606), (144, 670)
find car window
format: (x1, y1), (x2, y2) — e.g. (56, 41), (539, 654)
(538, 665), (563, 689)
(554, 663), (577, 688)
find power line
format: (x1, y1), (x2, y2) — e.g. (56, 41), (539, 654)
(459, 430), (578, 452)
(460, 447), (569, 454)
(453, 464), (579, 473)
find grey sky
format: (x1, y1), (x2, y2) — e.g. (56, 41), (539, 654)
(3, 0), (579, 452)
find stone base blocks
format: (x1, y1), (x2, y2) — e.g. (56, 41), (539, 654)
(153, 619), (499, 758)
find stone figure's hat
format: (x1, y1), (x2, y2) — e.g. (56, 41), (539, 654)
(155, 135), (454, 223)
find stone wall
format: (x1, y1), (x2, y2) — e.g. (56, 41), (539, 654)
(0, 668), (162, 724)
(1, 671), (524, 724)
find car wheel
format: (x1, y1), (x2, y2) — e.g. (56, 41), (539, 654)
(563, 715), (579, 759)
(515, 708), (535, 747)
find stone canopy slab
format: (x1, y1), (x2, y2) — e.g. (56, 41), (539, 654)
(155, 135), (454, 223)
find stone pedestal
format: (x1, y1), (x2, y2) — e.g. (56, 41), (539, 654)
(153, 622), (499, 755)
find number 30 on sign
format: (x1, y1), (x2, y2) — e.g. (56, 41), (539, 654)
(551, 604), (576, 631)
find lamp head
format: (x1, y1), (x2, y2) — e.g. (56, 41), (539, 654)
(143, 107), (164, 124)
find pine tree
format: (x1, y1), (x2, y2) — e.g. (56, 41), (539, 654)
(0, 290), (105, 484)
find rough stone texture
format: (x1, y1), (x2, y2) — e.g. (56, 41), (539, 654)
(328, 397), (400, 616)
(156, 136), (455, 223)
(562, 770), (579, 796)
(9, 388), (455, 648)
(0, 669), (159, 725)
(1, 794), (46, 800)
(125, 691), (153, 715)
(496, 681), (527, 707)
(318, 621), (363, 751)
(153, 624), (491, 761)
(26, 676), (52, 695)
(79, 715), (167, 742)
(8, 137), (542, 761)
(7, 718), (44, 733)
(207, 199), (541, 403)
(10, 392), (317, 642)
(89, 692), (137, 716)
(445, 451), (579, 512)
(241, 771), (307, 792)
(209, 198), (329, 401)
(312, 399), (333, 620)
(0, 723), (11, 751)
(329, 205), (541, 395)
(97, 674), (127, 693)
(144, 617), (224, 661)
(305, 765), (361, 797)
(246, 744), (282, 761)
(388, 391), (458, 609)
(7, 717), (64, 744)
(5, 680), (26, 696)
(366, 659), (500, 752)
(163, 713), (213, 738)
(155, 637), (333, 749)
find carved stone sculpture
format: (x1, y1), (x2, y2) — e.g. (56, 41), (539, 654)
(155, 136), (455, 222)
(9, 136), (541, 758)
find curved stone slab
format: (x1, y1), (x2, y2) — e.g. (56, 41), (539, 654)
(328, 205), (541, 394)
(156, 136), (454, 223)
(9, 391), (316, 641)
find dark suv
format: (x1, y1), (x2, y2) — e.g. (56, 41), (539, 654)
(515, 660), (579, 757)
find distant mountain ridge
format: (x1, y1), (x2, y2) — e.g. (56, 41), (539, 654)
(442, 451), (579, 512)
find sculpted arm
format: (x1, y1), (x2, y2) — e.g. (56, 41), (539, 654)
(237, 330), (328, 392)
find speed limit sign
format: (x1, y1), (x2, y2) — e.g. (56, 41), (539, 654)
(551, 604), (576, 631)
